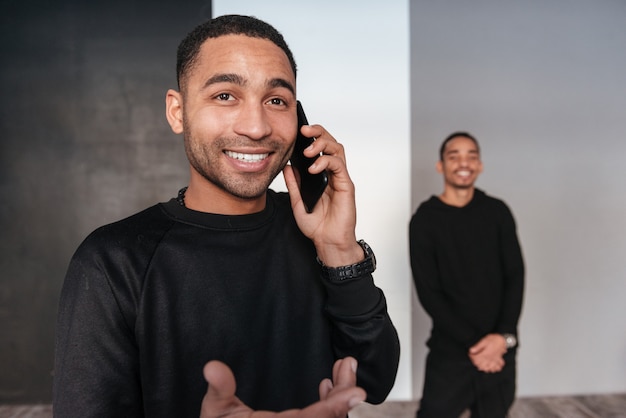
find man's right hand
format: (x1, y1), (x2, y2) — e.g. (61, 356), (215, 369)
(199, 357), (367, 418)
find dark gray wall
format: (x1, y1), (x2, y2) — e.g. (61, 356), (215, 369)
(0, 0), (211, 403)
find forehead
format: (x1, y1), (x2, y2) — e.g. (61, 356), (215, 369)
(444, 136), (480, 154)
(187, 34), (295, 87)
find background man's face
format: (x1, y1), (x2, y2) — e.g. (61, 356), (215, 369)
(437, 136), (483, 190)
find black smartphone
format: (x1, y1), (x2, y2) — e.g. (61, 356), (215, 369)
(290, 101), (329, 213)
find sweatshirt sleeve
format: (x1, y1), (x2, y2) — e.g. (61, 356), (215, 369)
(495, 203), (525, 335)
(53, 234), (142, 418)
(409, 210), (481, 347)
(320, 271), (400, 405)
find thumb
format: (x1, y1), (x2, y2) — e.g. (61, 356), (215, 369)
(200, 361), (250, 418)
(203, 360), (237, 399)
(469, 340), (485, 354)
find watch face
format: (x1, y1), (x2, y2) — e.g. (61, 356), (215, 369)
(503, 334), (517, 348)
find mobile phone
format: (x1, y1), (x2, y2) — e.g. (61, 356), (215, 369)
(290, 101), (329, 213)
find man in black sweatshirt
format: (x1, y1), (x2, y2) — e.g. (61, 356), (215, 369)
(53, 14), (399, 418)
(409, 132), (525, 418)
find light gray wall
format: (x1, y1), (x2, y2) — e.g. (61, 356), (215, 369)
(410, 0), (626, 396)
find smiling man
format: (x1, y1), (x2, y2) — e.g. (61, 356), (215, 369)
(53, 15), (399, 418)
(409, 132), (525, 418)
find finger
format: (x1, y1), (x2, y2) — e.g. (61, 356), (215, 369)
(200, 361), (251, 418)
(469, 341), (486, 354)
(295, 126), (354, 194)
(300, 124), (336, 145)
(300, 125), (345, 160)
(200, 359), (366, 418)
(332, 357), (358, 390)
(470, 339), (485, 351)
(318, 378), (334, 401)
(319, 358), (359, 402)
(255, 360), (365, 418)
(294, 386), (365, 418)
(282, 165), (323, 218)
(282, 165), (303, 206)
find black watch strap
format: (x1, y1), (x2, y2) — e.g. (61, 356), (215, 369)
(317, 240), (376, 281)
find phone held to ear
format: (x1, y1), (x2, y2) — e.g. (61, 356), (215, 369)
(290, 101), (329, 213)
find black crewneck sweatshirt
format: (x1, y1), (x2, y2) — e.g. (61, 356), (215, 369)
(54, 190), (400, 417)
(409, 188), (524, 354)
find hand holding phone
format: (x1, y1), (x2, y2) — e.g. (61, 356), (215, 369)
(289, 101), (329, 213)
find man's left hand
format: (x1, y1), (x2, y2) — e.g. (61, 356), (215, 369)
(199, 357), (366, 418)
(468, 333), (507, 373)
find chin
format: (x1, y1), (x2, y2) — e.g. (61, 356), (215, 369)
(227, 180), (274, 201)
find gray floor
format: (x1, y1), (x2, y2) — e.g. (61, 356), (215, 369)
(350, 393), (626, 418)
(1, 394), (625, 418)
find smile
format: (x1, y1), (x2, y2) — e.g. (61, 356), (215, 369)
(225, 151), (269, 162)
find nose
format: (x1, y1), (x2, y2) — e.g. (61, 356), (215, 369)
(458, 155), (470, 166)
(232, 103), (272, 140)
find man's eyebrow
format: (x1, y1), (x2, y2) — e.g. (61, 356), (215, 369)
(268, 78), (295, 95)
(445, 148), (479, 155)
(201, 74), (295, 96)
(202, 73), (246, 89)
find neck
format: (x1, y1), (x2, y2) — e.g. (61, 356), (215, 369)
(439, 186), (475, 207)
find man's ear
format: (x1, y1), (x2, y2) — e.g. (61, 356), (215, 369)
(165, 89), (184, 134)
(436, 160), (443, 173)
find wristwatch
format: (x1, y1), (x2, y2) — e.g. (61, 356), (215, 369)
(501, 333), (517, 349)
(318, 240), (376, 281)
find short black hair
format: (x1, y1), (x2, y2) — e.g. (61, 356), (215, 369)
(176, 14), (297, 90)
(439, 131), (480, 161)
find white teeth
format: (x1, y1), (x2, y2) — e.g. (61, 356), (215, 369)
(225, 151), (269, 162)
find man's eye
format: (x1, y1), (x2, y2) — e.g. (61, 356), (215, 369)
(217, 93), (232, 101)
(268, 98), (285, 106)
